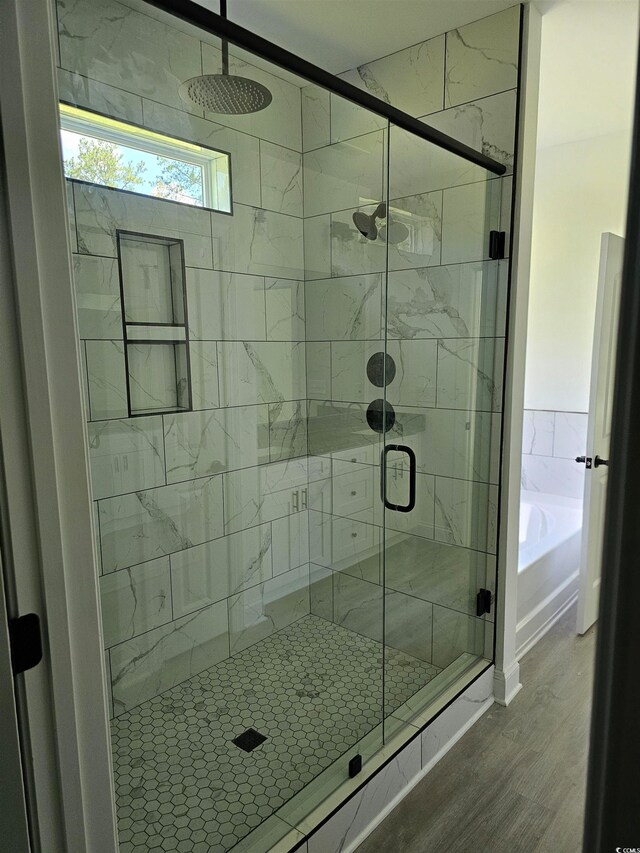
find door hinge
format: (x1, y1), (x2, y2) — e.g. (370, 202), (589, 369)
(348, 754), (362, 778)
(9, 613), (43, 675)
(476, 589), (492, 617)
(489, 230), (506, 260)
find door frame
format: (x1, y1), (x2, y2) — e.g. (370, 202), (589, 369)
(0, 0), (117, 850)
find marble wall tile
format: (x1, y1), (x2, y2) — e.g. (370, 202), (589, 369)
(189, 341), (220, 410)
(110, 600), (229, 714)
(385, 471), (436, 540)
(85, 339), (128, 420)
(434, 476), (499, 553)
(305, 275), (383, 341)
(228, 563), (310, 654)
(386, 589), (433, 662)
(272, 511), (310, 575)
(58, 69), (144, 125)
(307, 400), (381, 458)
(72, 254), (122, 340)
(211, 203), (304, 279)
(99, 475), (224, 572)
(260, 141), (303, 217)
(163, 406), (269, 483)
(333, 572), (383, 644)
(329, 81), (386, 144)
(201, 44), (302, 151)
(521, 455), (585, 500)
(553, 412), (588, 459)
(217, 341), (306, 407)
(309, 511), (381, 584)
(223, 458), (308, 535)
(265, 278), (305, 341)
(436, 337), (505, 412)
(88, 416), (165, 500)
(387, 261), (505, 340)
(73, 183), (213, 267)
(387, 191), (443, 271)
(126, 342), (184, 413)
(170, 523), (273, 618)
(350, 36), (445, 119)
(141, 100), (262, 209)
(309, 562), (333, 621)
(522, 410), (555, 456)
(306, 342), (332, 399)
(99, 557), (171, 648)
(444, 6), (520, 108)
(441, 179), (501, 265)
(269, 400), (308, 461)
(301, 85), (330, 152)
(330, 206), (387, 277)
(57, 0), (203, 113)
(303, 215), (332, 281)
(186, 269), (266, 342)
(431, 605), (486, 668)
(303, 130), (384, 218)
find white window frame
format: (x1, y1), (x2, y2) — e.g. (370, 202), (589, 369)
(59, 104), (231, 212)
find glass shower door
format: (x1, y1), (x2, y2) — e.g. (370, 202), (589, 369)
(381, 125), (506, 723)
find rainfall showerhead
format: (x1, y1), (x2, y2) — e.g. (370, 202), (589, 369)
(179, 0), (273, 115)
(352, 202), (409, 245)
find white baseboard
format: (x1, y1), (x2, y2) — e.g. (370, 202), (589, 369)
(493, 659), (522, 706)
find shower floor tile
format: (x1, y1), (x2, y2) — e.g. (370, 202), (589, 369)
(111, 614), (439, 853)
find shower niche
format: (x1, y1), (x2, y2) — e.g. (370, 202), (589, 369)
(117, 230), (192, 417)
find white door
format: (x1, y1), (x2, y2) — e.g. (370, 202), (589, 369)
(577, 232), (624, 635)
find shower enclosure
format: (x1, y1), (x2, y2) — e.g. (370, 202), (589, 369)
(53, 0), (511, 849)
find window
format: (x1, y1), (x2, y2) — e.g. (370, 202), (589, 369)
(59, 104), (231, 213)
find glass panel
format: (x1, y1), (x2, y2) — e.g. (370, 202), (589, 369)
(382, 124), (505, 726)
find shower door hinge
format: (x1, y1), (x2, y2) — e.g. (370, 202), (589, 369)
(9, 613), (43, 675)
(476, 589), (492, 617)
(489, 230), (506, 260)
(348, 754), (362, 778)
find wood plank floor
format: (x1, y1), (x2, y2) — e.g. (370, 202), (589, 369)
(357, 606), (597, 853)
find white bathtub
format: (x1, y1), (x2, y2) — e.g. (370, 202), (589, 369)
(516, 490), (583, 656)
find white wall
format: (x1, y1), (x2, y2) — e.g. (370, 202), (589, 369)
(524, 0), (637, 413)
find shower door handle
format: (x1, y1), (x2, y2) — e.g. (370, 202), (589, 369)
(381, 444), (416, 513)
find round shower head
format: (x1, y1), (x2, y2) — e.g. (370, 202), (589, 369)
(379, 221), (410, 245)
(180, 74), (273, 115)
(352, 202), (387, 241)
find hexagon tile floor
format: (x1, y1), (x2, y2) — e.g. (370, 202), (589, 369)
(111, 614), (439, 853)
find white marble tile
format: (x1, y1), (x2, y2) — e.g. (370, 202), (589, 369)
(189, 341), (220, 410)
(385, 471), (436, 540)
(330, 205), (387, 277)
(126, 342), (186, 413)
(228, 563), (309, 654)
(386, 589), (433, 662)
(85, 339), (128, 420)
(329, 81), (387, 144)
(387, 261), (505, 340)
(307, 400), (381, 459)
(272, 511), (310, 576)
(522, 410), (555, 456)
(303, 130), (384, 218)
(217, 341), (306, 407)
(265, 278), (305, 341)
(99, 475), (224, 572)
(230, 815), (306, 853)
(57, 0), (203, 113)
(170, 522), (273, 618)
(201, 43), (302, 150)
(104, 651), (113, 718)
(163, 406), (269, 483)
(223, 458), (308, 535)
(520, 455), (585, 500)
(301, 84), (330, 152)
(309, 561), (333, 621)
(186, 269), (266, 342)
(306, 342), (332, 399)
(72, 254), (122, 340)
(306, 737), (422, 853)
(387, 191), (444, 271)
(99, 557), (171, 648)
(444, 6), (520, 108)
(110, 599), (229, 714)
(421, 665), (494, 766)
(431, 605), (487, 669)
(73, 183), (213, 267)
(553, 412), (588, 459)
(303, 214), (332, 281)
(88, 416), (165, 500)
(441, 179), (501, 265)
(269, 400), (308, 462)
(333, 571), (383, 643)
(58, 68), (144, 124)
(141, 100), (262, 209)
(211, 203), (304, 280)
(436, 338), (504, 411)
(305, 274), (382, 341)
(260, 141), (303, 217)
(434, 477), (499, 552)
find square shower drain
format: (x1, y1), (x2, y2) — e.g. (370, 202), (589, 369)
(232, 728), (267, 752)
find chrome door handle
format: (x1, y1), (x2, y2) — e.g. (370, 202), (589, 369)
(594, 455), (609, 468)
